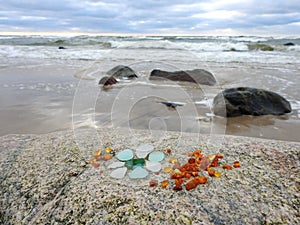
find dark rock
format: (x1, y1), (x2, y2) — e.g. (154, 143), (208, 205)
(99, 76), (118, 86)
(283, 42), (295, 46)
(213, 87), (291, 117)
(159, 101), (184, 110)
(58, 46), (67, 49)
(107, 65), (138, 79)
(149, 69), (216, 85)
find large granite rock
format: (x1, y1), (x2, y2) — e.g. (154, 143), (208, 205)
(213, 87), (292, 117)
(107, 65), (138, 79)
(149, 69), (216, 86)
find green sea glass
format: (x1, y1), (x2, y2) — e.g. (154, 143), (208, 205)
(125, 158), (145, 169)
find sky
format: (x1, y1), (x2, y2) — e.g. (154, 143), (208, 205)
(1, 0), (300, 35)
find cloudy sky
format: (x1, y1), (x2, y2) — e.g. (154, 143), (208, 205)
(1, 0), (300, 35)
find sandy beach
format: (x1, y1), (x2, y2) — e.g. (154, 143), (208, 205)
(0, 128), (299, 224)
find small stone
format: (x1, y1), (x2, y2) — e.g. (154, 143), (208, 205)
(129, 167), (149, 179)
(168, 158), (178, 163)
(172, 162), (181, 170)
(148, 151), (165, 162)
(103, 154), (112, 160)
(136, 144), (154, 158)
(92, 162), (100, 168)
(233, 161), (241, 168)
(163, 166), (173, 173)
(110, 167), (127, 179)
(93, 149), (101, 156)
(149, 180), (158, 187)
(161, 180), (169, 188)
(117, 149), (134, 161)
(107, 161), (125, 169)
(145, 161), (162, 172)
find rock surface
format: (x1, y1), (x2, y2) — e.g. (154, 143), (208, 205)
(213, 87), (292, 117)
(149, 69), (216, 85)
(107, 65), (138, 79)
(0, 129), (299, 224)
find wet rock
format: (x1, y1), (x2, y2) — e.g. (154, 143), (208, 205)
(283, 42), (295, 46)
(149, 69), (216, 85)
(107, 65), (138, 79)
(58, 46), (67, 49)
(213, 87), (292, 117)
(98, 76), (118, 86)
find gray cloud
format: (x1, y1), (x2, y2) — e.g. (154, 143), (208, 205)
(0, 0), (299, 34)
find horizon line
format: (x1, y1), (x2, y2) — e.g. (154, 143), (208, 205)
(0, 31), (299, 37)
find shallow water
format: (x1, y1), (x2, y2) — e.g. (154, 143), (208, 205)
(0, 36), (299, 141)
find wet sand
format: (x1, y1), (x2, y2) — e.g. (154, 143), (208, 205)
(0, 60), (299, 142)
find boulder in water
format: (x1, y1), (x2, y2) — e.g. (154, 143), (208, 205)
(98, 76), (118, 86)
(213, 87), (292, 117)
(107, 65), (138, 79)
(283, 42), (295, 46)
(149, 69), (216, 86)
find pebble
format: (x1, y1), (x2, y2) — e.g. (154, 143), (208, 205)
(128, 167), (149, 179)
(107, 161), (125, 169)
(145, 161), (162, 172)
(116, 149), (134, 161)
(110, 167), (127, 179)
(148, 151), (165, 162)
(136, 144), (154, 158)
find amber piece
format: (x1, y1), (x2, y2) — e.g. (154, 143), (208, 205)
(161, 180), (169, 188)
(185, 179), (198, 191)
(233, 161), (240, 168)
(149, 180), (158, 187)
(92, 162), (100, 168)
(191, 171), (198, 177)
(106, 147), (112, 153)
(222, 165), (232, 170)
(169, 158), (178, 163)
(188, 158), (196, 164)
(193, 149), (203, 158)
(173, 185), (183, 191)
(216, 154), (224, 159)
(89, 158), (97, 164)
(99, 170), (103, 174)
(185, 173), (191, 179)
(166, 148), (172, 154)
(175, 179), (184, 186)
(174, 169), (182, 174)
(195, 176), (208, 184)
(95, 155), (101, 161)
(208, 169), (216, 177)
(214, 170), (222, 178)
(187, 152), (194, 157)
(210, 157), (219, 167)
(93, 150), (101, 156)
(103, 154), (112, 160)
(163, 166), (173, 173)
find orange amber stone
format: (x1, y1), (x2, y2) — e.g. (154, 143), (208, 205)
(199, 157), (210, 170)
(210, 157), (219, 167)
(103, 154), (112, 160)
(105, 147), (113, 153)
(169, 158), (178, 163)
(95, 155), (101, 161)
(216, 154), (224, 159)
(166, 148), (172, 154)
(173, 185), (183, 191)
(185, 173), (192, 179)
(222, 165), (232, 170)
(191, 171), (198, 177)
(149, 180), (158, 187)
(89, 158), (97, 164)
(185, 179), (198, 191)
(188, 158), (196, 164)
(195, 176), (208, 184)
(163, 166), (173, 173)
(208, 169), (216, 176)
(233, 161), (241, 168)
(92, 162), (100, 168)
(214, 170), (222, 178)
(175, 179), (184, 186)
(93, 150), (101, 156)
(161, 180), (169, 188)
(172, 162), (181, 170)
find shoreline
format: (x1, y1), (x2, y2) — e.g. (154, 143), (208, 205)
(0, 129), (299, 224)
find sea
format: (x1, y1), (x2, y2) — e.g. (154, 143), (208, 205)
(0, 35), (299, 141)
